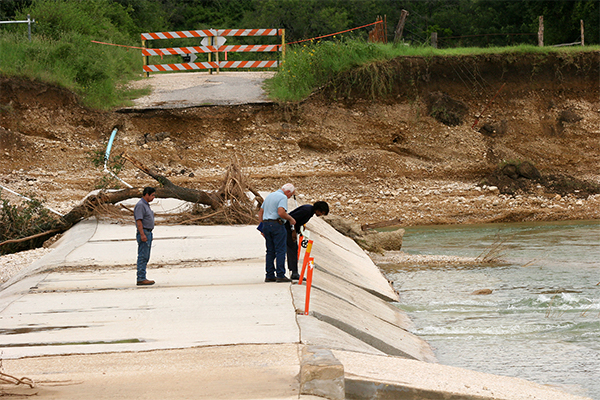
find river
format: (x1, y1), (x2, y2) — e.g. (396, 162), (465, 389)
(379, 220), (599, 399)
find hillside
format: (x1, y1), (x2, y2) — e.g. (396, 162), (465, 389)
(1, 52), (599, 227)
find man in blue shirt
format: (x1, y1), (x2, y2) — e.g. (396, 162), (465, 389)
(285, 201), (329, 280)
(258, 183), (296, 282)
(134, 187), (156, 286)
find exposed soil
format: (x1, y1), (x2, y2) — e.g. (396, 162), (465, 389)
(1, 52), (599, 227)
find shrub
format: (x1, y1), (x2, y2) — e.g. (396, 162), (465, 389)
(0, 191), (59, 255)
(0, 0), (145, 109)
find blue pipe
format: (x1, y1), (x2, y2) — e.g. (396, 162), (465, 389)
(105, 128), (118, 164)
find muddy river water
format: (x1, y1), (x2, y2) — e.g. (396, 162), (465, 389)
(381, 220), (600, 399)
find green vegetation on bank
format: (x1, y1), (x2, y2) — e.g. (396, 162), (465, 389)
(1, 0), (598, 108)
(0, 0), (148, 109)
(267, 40), (600, 102)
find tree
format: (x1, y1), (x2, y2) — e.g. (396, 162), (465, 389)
(0, 0), (32, 20)
(245, 0), (351, 42)
(112, 0), (169, 34)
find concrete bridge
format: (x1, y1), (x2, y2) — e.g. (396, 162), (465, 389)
(0, 197), (589, 400)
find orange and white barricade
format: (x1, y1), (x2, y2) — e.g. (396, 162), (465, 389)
(296, 230), (316, 315)
(141, 28), (285, 74)
(304, 257), (315, 315)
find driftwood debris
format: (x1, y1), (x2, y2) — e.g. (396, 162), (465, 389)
(0, 371), (34, 388)
(121, 153), (221, 208)
(0, 155), (263, 251)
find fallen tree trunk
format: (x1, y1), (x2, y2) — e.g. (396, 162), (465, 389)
(121, 153), (222, 208)
(1, 155), (261, 252)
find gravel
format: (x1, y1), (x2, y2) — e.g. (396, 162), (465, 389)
(0, 247), (53, 284)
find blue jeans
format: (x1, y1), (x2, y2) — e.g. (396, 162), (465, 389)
(136, 229), (153, 281)
(263, 221), (287, 279)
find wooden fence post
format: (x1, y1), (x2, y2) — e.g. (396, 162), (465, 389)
(581, 19), (585, 46)
(393, 9), (409, 44)
(384, 14), (387, 44)
(431, 32), (438, 48)
(538, 16), (544, 47)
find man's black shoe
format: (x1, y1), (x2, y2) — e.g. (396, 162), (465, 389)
(276, 276), (292, 283)
(265, 277), (277, 282)
(290, 274), (306, 282)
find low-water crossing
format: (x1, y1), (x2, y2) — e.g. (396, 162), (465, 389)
(380, 220), (600, 399)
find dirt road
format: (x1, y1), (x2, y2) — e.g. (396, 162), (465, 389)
(126, 71), (276, 109)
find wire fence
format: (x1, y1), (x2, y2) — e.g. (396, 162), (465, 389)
(0, 14), (34, 41)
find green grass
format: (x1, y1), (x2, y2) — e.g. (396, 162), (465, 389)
(266, 39), (399, 102)
(265, 39), (600, 102)
(0, 31), (147, 109)
(0, 0), (151, 110)
(2, 18), (597, 109)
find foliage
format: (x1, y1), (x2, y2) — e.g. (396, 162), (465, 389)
(244, 0), (598, 46)
(1, 0), (598, 109)
(266, 38), (599, 102)
(87, 148), (126, 189)
(0, 191), (59, 255)
(266, 38), (399, 101)
(2, 0), (598, 47)
(0, 0), (145, 109)
(245, 0), (352, 42)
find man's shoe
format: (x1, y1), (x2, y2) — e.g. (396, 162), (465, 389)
(276, 276), (292, 283)
(137, 279), (155, 286)
(290, 274), (306, 282)
(265, 277), (277, 282)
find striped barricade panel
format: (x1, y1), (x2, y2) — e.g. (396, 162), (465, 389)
(217, 29), (281, 37)
(142, 46), (217, 56)
(141, 28), (283, 73)
(141, 29), (216, 40)
(216, 44), (281, 53)
(143, 62), (218, 72)
(218, 60), (278, 69)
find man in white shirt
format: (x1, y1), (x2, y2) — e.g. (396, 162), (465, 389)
(258, 183), (296, 282)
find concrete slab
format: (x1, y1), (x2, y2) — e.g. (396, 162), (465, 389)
(300, 346), (344, 400)
(295, 314), (385, 356)
(305, 217), (397, 302)
(16, 261), (265, 292)
(1, 264), (298, 358)
(64, 223), (264, 267)
(2, 344), (306, 400)
(309, 267), (414, 331)
(334, 350), (591, 400)
(0, 219), (266, 276)
(119, 196), (198, 214)
(293, 286), (435, 362)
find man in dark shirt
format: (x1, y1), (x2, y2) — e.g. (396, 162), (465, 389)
(285, 201), (329, 280)
(134, 187), (156, 286)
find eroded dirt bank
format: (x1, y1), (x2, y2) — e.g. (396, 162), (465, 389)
(1, 52), (599, 227)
